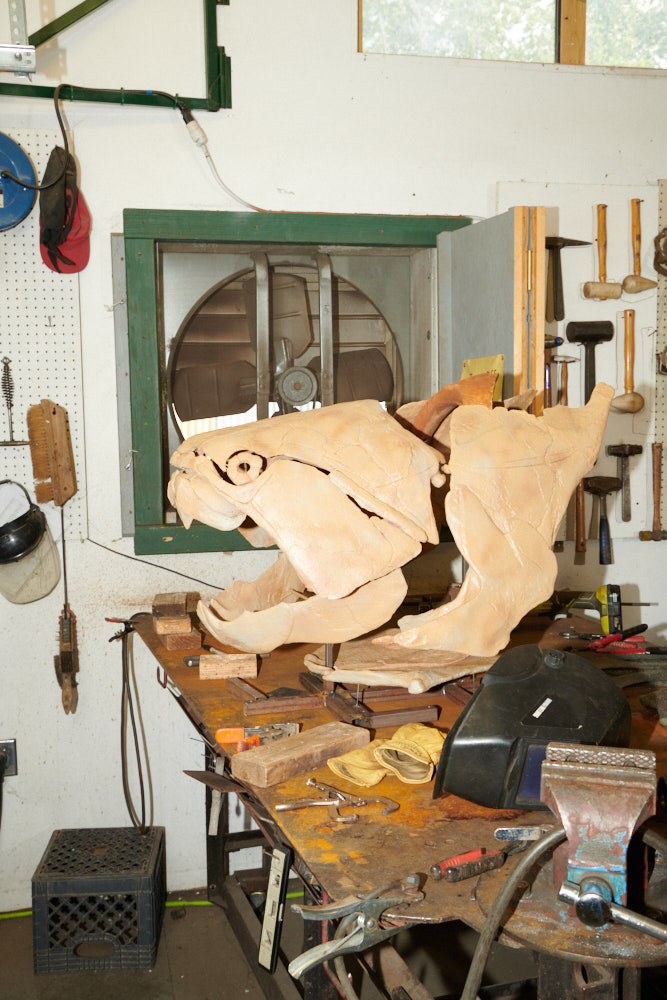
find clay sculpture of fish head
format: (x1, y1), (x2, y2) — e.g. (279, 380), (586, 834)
(168, 399), (445, 652)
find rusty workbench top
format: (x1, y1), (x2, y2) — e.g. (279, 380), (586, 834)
(134, 612), (667, 966)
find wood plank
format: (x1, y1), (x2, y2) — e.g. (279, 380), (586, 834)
(153, 614), (192, 635)
(162, 629), (202, 651)
(231, 722), (369, 787)
(152, 592), (189, 616)
(198, 652), (258, 680)
(530, 206), (546, 414)
(559, 0), (586, 65)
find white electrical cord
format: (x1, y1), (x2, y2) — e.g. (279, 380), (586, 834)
(185, 116), (264, 213)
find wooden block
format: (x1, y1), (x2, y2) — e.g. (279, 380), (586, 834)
(153, 614), (192, 635)
(231, 722), (369, 788)
(153, 592), (188, 617)
(199, 653), (258, 680)
(162, 629), (202, 651)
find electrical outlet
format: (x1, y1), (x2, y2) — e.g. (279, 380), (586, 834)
(0, 739), (17, 777)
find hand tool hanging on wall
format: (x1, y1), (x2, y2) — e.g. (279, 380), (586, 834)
(583, 204), (622, 301)
(27, 399), (78, 713)
(639, 442), (667, 541)
(566, 320), (614, 402)
(551, 355), (584, 548)
(565, 321), (613, 556)
(606, 444), (643, 521)
(584, 476), (622, 565)
(1, 358), (29, 446)
(623, 198), (657, 294)
(545, 237), (590, 322)
(611, 309), (644, 413)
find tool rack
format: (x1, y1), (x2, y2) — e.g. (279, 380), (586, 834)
(133, 614), (667, 1000)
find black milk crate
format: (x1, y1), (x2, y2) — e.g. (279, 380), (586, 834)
(31, 826), (166, 974)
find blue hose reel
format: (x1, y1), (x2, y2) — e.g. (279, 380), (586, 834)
(0, 132), (37, 231)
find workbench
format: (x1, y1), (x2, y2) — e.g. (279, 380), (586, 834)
(134, 614), (667, 1000)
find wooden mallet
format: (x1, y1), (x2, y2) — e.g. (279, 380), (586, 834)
(623, 198), (657, 294)
(583, 204), (622, 301)
(611, 309), (644, 414)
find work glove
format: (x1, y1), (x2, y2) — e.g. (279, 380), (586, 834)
(327, 739), (390, 787)
(372, 723), (445, 784)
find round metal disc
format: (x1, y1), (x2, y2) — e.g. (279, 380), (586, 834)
(0, 132), (37, 232)
(276, 366), (318, 406)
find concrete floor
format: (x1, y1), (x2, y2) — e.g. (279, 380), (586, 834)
(0, 890), (266, 1000)
(1, 887), (665, 1000)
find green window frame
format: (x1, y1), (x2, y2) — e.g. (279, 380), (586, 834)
(123, 209), (471, 555)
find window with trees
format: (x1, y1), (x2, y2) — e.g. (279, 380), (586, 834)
(359, 0), (666, 70)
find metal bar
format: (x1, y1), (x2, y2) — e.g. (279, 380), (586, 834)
(221, 876), (303, 1000)
(0, 80), (214, 109)
(317, 253), (334, 406)
(9, 0), (29, 44)
(254, 253), (271, 420)
(28, 0), (114, 48)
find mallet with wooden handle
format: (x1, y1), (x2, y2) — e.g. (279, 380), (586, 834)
(639, 442), (667, 541)
(623, 198), (657, 294)
(611, 309), (644, 414)
(583, 204), (622, 301)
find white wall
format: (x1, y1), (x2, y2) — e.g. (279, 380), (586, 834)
(1, 0), (666, 909)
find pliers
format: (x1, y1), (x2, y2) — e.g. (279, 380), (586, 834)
(276, 778), (399, 823)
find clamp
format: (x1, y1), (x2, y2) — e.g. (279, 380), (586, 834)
(288, 877), (424, 979)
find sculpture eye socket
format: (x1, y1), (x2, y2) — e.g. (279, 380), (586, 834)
(225, 450), (267, 485)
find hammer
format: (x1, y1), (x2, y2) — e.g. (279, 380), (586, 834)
(606, 444), (642, 522)
(583, 204), (622, 301)
(623, 198), (657, 294)
(566, 321), (614, 403)
(584, 476), (622, 565)
(546, 237), (590, 322)
(639, 442), (667, 541)
(552, 355), (585, 550)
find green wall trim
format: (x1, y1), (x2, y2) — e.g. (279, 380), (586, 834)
(123, 209), (471, 246)
(125, 208), (472, 554)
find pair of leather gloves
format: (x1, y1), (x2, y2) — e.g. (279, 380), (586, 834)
(327, 723), (445, 787)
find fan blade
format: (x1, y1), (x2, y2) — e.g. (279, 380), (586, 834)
(243, 272), (313, 358)
(308, 348), (394, 404)
(172, 360), (257, 420)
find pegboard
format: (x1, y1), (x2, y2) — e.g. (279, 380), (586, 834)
(0, 130), (85, 541)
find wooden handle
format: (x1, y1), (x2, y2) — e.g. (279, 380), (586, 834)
(597, 204), (607, 283)
(631, 198), (642, 277)
(624, 309), (635, 394)
(652, 442), (662, 534)
(575, 480), (586, 552)
(560, 362), (569, 406)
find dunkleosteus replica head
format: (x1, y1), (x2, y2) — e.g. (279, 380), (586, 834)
(169, 382), (613, 657)
(168, 399), (445, 652)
